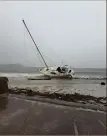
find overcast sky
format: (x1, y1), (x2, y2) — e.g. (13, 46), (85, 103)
(0, 1), (106, 68)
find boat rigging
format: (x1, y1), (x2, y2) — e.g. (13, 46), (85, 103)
(22, 19), (48, 69)
(22, 19), (75, 78)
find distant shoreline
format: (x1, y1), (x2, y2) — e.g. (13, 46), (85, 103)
(0, 64), (106, 73)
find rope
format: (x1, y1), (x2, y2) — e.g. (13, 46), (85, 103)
(41, 44), (64, 66)
(23, 26), (45, 67)
(36, 51), (45, 67)
(23, 27), (33, 65)
(23, 25), (74, 68)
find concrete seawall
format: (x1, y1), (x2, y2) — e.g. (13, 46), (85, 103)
(0, 77), (8, 95)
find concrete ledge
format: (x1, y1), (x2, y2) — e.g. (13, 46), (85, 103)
(9, 94), (107, 112)
(0, 77), (8, 94)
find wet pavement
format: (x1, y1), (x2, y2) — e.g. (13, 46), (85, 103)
(0, 95), (106, 135)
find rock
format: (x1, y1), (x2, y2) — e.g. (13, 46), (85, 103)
(100, 82), (105, 85)
(0, 77), (8, 94)
(104, 103), (107, 106)
(88, 100), (96, 104)
(99, 99), (106, 104)
(26, 89), (33, 96)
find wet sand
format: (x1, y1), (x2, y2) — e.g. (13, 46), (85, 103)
(9, 78), (106, 97)
(8, 78), (106, 111)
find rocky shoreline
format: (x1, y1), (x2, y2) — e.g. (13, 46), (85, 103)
(9, 87), (107, 107)
(0, 76), (106, 112)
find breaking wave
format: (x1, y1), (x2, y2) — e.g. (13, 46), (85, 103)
(0, 73), (106, 80)
(73, 75), (107, 80)
(0, 73), (42, 80)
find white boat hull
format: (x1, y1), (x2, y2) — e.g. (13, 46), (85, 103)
(40, 66), (74, 79)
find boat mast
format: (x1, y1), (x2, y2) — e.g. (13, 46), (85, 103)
(22, 19), (48, 69)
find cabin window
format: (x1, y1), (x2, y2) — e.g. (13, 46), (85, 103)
(51, 72), (56, 74)
(68, 70), (71, 73)
(62, 67), (66, 71)
(57, 67), (61, 72)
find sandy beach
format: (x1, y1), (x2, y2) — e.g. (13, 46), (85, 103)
(8, 78), (106, 97)
(0, 71), (106, 110)
(7, 75), (106, 111)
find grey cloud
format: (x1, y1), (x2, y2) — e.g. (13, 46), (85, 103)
(0, 1), (106, 68)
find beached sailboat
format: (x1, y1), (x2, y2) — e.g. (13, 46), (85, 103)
(22, 19), (75, 79)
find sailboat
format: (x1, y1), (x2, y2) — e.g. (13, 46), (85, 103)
(22, 20), (75, 79)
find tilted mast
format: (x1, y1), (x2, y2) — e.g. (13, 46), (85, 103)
(22, 19), (48, 69)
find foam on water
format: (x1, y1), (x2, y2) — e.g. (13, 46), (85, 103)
(0, 72), (106, 80)
(0, 73), (42, 79)
(73, 75), (106, 80)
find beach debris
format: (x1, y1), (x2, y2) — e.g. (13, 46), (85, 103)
(8, 87), (107, 106)
(100, 82), (106, 85)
